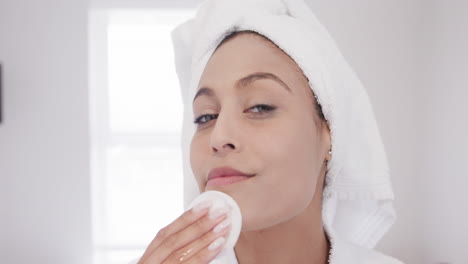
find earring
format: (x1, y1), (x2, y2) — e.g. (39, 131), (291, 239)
(326, 150), (332, 165)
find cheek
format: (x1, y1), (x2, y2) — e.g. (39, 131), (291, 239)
(271, 127), (318, 199)
(190, 134), (209, 190)
(267, 117), (319, 185)
(243, 120), (319, 228)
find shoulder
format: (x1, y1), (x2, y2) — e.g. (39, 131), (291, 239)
(330, 236), (404, 264)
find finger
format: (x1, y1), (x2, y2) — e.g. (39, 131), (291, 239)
(184, 235), (228, 264)
(163, 217), (231, 263)
(139, 205), (210, 262)
(144, 210), (229, 264)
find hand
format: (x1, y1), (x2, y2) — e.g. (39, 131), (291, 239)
(137, 204), (231, 264)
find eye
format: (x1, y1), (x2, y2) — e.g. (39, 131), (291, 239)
(193, 113), (218, 125)
(193, 104), (276, 126)
(247, 104), (276, 114)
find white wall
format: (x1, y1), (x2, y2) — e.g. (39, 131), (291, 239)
(417, 1), (468, 263)
(0, 0), (91, 263)
(1, 0), (466, 263)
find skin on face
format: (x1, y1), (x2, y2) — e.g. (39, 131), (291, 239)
(190, 32), (331, 232)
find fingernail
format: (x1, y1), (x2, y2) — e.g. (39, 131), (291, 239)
(192, 200), (212, 213)
(213, 217), (231, 233)
(208, 236), (225, 251)
(209, 206), (229, 220)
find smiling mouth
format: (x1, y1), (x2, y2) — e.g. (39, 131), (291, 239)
(206, 175), (255, 187)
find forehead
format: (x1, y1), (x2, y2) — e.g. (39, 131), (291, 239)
(198, 32), (308, 91)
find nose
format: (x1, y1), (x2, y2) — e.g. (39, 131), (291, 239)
(209, 111), (240, 155)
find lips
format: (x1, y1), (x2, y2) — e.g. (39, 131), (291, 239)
(207, 166), (255, 181)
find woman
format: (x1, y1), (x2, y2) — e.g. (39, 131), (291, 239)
(136, 0), (403, 263)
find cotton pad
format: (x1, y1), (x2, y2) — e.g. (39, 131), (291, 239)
(188, 190), (242, 263)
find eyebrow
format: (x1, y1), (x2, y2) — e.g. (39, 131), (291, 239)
(192, 72), (293, 103)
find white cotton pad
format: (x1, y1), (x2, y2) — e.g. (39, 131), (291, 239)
(188, 190), (242, 263)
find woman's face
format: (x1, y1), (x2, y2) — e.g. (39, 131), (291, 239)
(190, 33), (331, 231)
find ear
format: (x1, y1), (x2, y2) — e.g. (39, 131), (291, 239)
(322, 121), (332, 162)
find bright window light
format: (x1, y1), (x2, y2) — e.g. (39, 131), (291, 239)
(89, 9), (195, 264)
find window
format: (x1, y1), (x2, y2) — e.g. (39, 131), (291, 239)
(89, 9), (195, 264)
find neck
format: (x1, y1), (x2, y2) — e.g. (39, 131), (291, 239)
(234, 197), (330, 264)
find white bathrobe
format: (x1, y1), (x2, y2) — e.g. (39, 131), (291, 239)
(225, 230), (404, 264)
(325, 235), (404, 264)
(129, 229), (404, 264)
